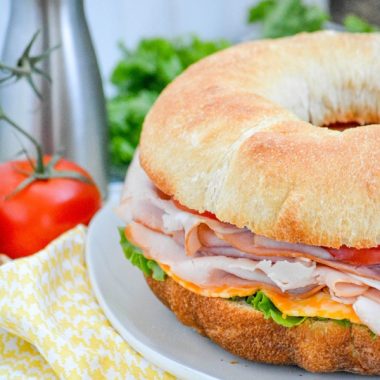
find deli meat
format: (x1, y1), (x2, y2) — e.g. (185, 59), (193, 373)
(118, 154), (380, 334)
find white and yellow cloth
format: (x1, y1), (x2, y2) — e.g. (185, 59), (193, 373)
(0, 226), (174, 379)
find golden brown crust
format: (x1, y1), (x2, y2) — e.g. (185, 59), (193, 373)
(140, 31), (380, 248)
(146, 276), (380, 375)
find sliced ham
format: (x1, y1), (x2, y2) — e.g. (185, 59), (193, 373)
(353, 296), (380, 334)
(220, 231), (333, 260)
(119, 153), (380, 333)
(126, 222), (319, 291)
(126, 221), (271, 288)
(363, 288), (380, 304)
(118, 154), (380, 281)
(350, 274), (380, 292)
(257, 260), (316, 291)
(125, 221), (375, 306)
(316, 267), (369, 299)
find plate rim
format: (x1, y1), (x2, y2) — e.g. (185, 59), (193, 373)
(86, 202), (218, 380)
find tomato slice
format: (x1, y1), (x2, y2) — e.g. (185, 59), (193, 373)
(327, 246), (380, 265)
(172, 199), (218, 220)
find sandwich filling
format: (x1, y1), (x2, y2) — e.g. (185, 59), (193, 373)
(118, 154), (380, 335)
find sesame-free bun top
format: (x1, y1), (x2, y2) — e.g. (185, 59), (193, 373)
(140, 31), (380, 249)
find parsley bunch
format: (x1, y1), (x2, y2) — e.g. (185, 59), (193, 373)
(108, 37), (230, 171)
(247, 0), (329, 38)
(247, 0), (378, 38)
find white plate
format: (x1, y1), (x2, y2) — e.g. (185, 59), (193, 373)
(86, 201), (364, 380)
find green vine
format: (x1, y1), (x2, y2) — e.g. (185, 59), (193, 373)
(0, 30), (59, 99)
(0, 30), (93, 197)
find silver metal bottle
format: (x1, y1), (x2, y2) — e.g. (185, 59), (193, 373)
(0, 0), (108, 196)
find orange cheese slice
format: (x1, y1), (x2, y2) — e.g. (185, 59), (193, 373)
(160, 264), (361, 324)
(262, 289), (360, 324)
(161, 264), (261, 298)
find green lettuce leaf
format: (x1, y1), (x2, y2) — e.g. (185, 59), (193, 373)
(118, 227), (166, 281)
(247, 0), (329, 39)
(244, 292), (355, 329)
(246, 291), (306, 327)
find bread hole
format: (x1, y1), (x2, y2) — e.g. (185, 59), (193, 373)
(323, 122), (370, 132)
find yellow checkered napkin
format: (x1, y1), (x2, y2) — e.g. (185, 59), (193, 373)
(0, 226), (174, 379)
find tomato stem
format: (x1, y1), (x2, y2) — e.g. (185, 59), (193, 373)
(0, 30), (59, 99)
(0, 108), (45, 174)
(0, 30), (59, 173)
(0, 31), (93, 197)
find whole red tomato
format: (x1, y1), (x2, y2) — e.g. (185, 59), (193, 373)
(0, 157), (102, 258)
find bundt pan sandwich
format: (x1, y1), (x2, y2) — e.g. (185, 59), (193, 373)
(117, 31), (380, 375)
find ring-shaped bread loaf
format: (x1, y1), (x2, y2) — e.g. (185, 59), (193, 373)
(140, 32), (380, 248)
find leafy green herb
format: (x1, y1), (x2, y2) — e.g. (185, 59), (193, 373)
(343, 14), (379, 33)
(248, 0), (276, 23)
(247, 0), (329, 38)
(247, 291), (306, 327)
(118, 227), (166, 281)
(247, 0), (379, 38)
(108, 37), (230, 170)
(108, 91), (157, 167)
